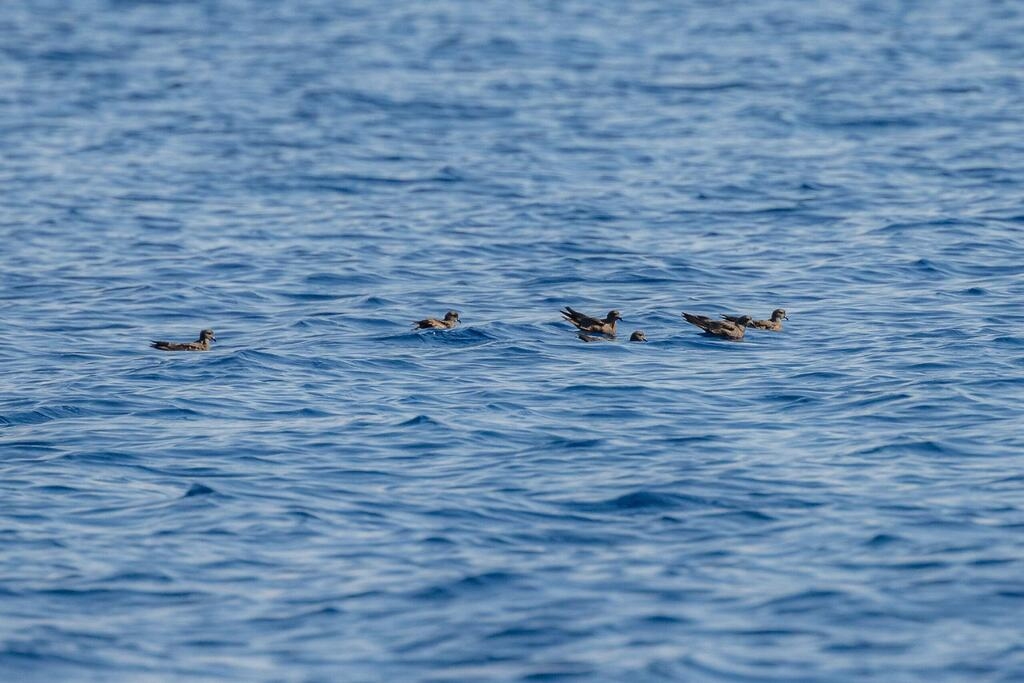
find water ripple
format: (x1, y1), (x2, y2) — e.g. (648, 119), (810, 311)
(3, 0), (1024, 681)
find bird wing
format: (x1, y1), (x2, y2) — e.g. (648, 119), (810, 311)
(682, 313), (713, 331)
(562, 307), (602, 330)
(151, 340), (185, 351)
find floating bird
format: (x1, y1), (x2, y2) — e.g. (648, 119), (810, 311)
(578, 329), (645, 343)
(682, 313), (752, 341)
(561, 307), (622, 336)
(150, 329), (216, 351)
(723, 308), (788, 331)
(414, 311), (460, 329)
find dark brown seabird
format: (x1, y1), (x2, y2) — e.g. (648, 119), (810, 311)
(414, 311), (460, 329)
(151, 329), (216, 351)
(561, 307), (622, 336)
(629, 331), (647, 342)
(723, 308), (788, 331)
(681, 313), (752, 341)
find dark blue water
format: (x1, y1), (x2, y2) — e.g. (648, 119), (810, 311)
(3, 1), (1024, 680)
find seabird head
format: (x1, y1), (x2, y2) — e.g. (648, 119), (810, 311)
(771, 309), (788, 321)
(629, 330), (647, 342)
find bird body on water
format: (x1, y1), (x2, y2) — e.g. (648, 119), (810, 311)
(682, 313), (752, 341)
(561, 307), (622, 336)
(150, 329), (216, 351)
(577, 329), (646, 343)
(414, 311), (460, 329)
(723, 309), (788, 331)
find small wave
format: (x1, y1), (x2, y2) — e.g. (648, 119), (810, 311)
(395, 414), (445, 427)
(412, 571), (524, 602)
(567, 490), (707, 513)
(182, 483), (216, 498)
(0, 405), (91, 429)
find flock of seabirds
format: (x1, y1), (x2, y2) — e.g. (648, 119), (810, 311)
(149, 307), (789, 351)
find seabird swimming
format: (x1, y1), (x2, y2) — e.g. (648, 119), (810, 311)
(414, 311), (460, 329)
(723, 309), (788, 331)
(150, 329), (216, 351)
(561, 307), (622, 336)
(681, 313), (752, 341)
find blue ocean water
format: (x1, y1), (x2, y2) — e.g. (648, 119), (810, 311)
(2, 0), (1024, 680)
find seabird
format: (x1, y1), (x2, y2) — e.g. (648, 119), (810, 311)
(681, 313), (752, 341)
(414, 311), (460, 329)
(723, 308), (788, 331)
(561, 307), (622, 336)
(150, 329), (216, 351)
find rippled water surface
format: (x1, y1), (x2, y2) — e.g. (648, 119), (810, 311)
(3, 1), (1024, 680)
